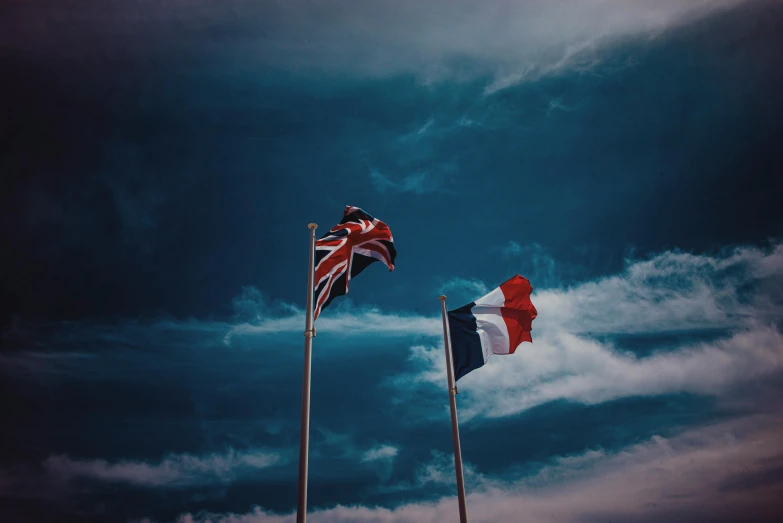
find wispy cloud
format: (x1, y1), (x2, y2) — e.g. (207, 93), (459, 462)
(382, 450), (490, 494)
(223, 306), (440, 345)
(230, 286), (301, 323)
(44, 448), (283, 488)
(500, 241), (560, 289)
(397, 119), (435, 142)
(365, 116), (469, 195)
(173, 415), (783, 523)
(314, 429), (399, 466)
(369, 170), (436, 196)
(361, 445), (399, 463)
(437, 278), (489, 305)
(227, 243), (783, 342)
(311, 430), (401, 482)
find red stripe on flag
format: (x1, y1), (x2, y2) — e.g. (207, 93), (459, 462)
(499, 275), (538, 353)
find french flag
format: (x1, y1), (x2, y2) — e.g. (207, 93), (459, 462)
(447, 275), (538, 381)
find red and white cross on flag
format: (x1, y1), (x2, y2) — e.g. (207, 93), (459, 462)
(312, 206), (396, 320)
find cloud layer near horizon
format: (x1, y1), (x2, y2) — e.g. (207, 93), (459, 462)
(171, 415), (783, 523)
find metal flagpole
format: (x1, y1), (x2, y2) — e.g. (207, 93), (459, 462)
(297, 223), (318, 523)
(439, 295), (468, 523)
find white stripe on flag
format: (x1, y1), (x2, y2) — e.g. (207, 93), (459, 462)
(470, 286), (512, 360)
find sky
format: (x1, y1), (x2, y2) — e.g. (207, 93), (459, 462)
(1, 0), (783, 522)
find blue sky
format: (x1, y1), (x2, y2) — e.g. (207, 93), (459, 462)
(1, 1), (783, 522)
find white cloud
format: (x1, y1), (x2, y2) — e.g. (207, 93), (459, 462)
(223, 307), (440, 345)
(44, 448), (282, 488)
(361, 445), (399, 463)
(534, 245), (783, 335)
(173, 415), (783, 523)
(394, 243), (783, 419)
(409, 326), (783, 420)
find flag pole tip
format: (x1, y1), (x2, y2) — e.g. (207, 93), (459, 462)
(308, 223), (318, 230)
(438, 295), (447, 301)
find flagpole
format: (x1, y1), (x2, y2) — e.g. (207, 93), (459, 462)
(297, 223), (318, 523)
(439, 295), (468, 523)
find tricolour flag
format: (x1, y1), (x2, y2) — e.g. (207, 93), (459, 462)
(447, 275), (537, 380)
(313, 206), (396, 320)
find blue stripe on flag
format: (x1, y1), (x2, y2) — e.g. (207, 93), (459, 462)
(447, 303), (485, 381)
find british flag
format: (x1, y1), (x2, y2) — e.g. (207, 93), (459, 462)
(313, 206), (396, 320)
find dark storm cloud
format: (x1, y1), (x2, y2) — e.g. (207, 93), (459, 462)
(2, 0), (783, 327)
(1, 0), (753, 84)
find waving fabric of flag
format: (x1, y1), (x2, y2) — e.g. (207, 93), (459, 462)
(447, 275), (537, 381)
(313, 206), (396, 320)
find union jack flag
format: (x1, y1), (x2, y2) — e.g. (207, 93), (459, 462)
(313, 206), (396, 320)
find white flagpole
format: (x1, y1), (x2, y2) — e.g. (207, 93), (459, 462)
(297, 223), (318, 523)
(439, 295), (468, 523)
